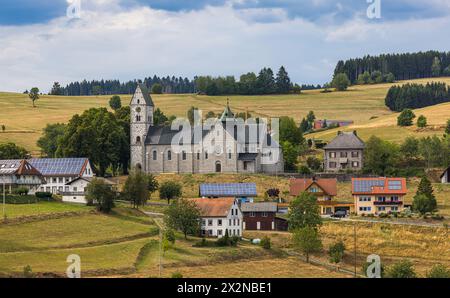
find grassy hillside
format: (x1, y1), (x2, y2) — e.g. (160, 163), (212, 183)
(2, 77), (450, 155)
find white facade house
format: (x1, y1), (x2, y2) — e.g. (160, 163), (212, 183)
(62, 177), (115, 204)
(190, 198), (243, 238)
(441, 167), (450, 184)
(28, 158), (94, 194)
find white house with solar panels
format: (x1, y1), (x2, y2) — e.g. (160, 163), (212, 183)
(28, 158), (94, 194)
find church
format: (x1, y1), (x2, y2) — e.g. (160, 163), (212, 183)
(130, 84), (284, 174)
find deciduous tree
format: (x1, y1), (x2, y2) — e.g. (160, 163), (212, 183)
(164, 198), (200, 239)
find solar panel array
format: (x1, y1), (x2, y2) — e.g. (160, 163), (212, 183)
(388, 180), (402, 190)
(0, 160), (21, 175)
(200, 183), (257, 197)
(353, 179), (385, 193)
(29, 158), (86, 176)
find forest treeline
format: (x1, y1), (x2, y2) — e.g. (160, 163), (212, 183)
(334, 51), (450, 83)
(385, 82), (450, 112)
(49, 66), (321, 96)
(53, 76), (195, 96)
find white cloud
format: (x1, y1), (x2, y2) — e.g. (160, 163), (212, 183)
(0, 2), (449, 92)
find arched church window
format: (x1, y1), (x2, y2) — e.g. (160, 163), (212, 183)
(167, 150), (172, 161)
(136, 136), (141, 143)
(152, 150), (157, 160)
(182, 151), (187, 161)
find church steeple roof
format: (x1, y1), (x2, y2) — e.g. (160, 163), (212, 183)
(220, 98), (235, 121)
(136, 83), (154, 107)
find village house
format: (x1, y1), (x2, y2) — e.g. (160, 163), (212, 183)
(323, 131), (365, 173)
(441, 167), (450, 184)
(352, 177), (407, 216)
(0, 160), (45, 193)
(290, 177), (354, 215)
(62, 177), (116, 204)
(190, 198), (243, 238)
(199, 183), (257, 204)
(28, 158), (94, 194)
(241, 202), (277, 230)
(130, 84), (284, 174)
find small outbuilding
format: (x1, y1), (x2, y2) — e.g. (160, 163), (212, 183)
(441, 167), (450, 184)
(241, 202), (278, 231)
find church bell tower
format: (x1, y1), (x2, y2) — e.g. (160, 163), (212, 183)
(130, 83), (154, 171)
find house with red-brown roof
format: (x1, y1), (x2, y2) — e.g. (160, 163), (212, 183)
(352, 178), (407, 215)
(290, 177), (354, 215)
(0, 159), (45, 193)
(190, 198), (243, 238)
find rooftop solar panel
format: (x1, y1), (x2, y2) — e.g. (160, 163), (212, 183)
(388, 180), (402, 190)
(200, 183), (257, 197)
(353, 179), (384, 192)
(28, 158), (87, 176)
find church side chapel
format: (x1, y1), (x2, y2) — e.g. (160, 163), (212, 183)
(130, 84), (284, 174)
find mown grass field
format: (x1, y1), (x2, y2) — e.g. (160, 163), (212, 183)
(2, 78), (450, 155)
(245, 221), (450, 277)
(2, 201), (94, 219)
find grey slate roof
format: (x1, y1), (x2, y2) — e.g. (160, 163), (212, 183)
(138, 83), (154, 107)
(238, 153), (258, 161)
(145, 122), (275, 146)
(324, 131), (365, 150)
(241, 202), (278, 213)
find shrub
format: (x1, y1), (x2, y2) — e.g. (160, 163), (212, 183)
(386, 260), (417, 278)
(35, 192), (53, 199)
(216, 230), (239, 247)
(417, 115), (427, 128)
(13, 187), (29, 196)
(397, 109), (416, 127)
(332, 73), (351, 91)
(4, 195), (38, 204)
(171, 272), (183, 278)
(306, 156), (322, 171)
(260, 236), (271, 250)
(427, 264), (450, 278)
(328, 240), (345, 264)
(23, 265), (34, 278)
(298, 165), (312, 175)
(164, 229), (176, 244)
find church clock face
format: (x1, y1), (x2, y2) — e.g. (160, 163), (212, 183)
(214, 145), (223, 156)
(135, 107), (141, 113)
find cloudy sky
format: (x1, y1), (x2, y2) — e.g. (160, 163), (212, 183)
(1, 0), (450, 92)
